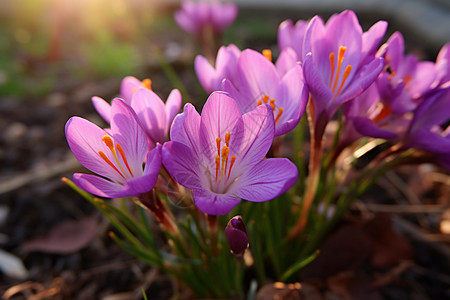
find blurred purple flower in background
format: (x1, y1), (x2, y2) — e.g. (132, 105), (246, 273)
(174, 0), (237, 36)
(162, 92), (298, 215)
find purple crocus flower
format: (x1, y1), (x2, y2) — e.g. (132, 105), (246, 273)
(376, 32), (436, 114)
(402, 87), (450, 155)
(174, 0), (237, 36)
(302, 10), (387, 121)
(91, 78), (182, 145)
(65, 99), (161, 198)
(162, 92), (298, 215)
(222, 48), (309, 136)
(278, 19), (308, 62)
(91, 76), (153, 124)
(195, 44), (241, 93)
(433, 43), (450, 88)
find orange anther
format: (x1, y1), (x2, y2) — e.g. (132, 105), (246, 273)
(335, 65), (352, 98)
(329, 52), (335, 87)
(227, 156), (236, 180)
(269, 99), (276, 111)
(262, 49), (272, 62)
(225, 133), (231, 147)
(215, 155), (220, 181)
(99, 151), (125, 179)
(275, 107), (283, 123)
(116, 143), (133, 176)
(216, 137), (222, 156)
(263, 95), (269, 103)
(102, 135), (114, 150)
(141, 78), (152, 90)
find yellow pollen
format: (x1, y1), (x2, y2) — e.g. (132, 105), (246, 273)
(141, 78), (152, 90)
(216, 138), (221, 156)
(262, 49), (272, 62)
(98, 151), (125, 179)
(225, 133), (231, 147)
(263, 95), (269, 103)
(269, 99), (276, 111)
(227, 156), (236, 180)
(215, 155), (220, 181)
(275, 107), (284, 123)
(116, 143), (133, 176)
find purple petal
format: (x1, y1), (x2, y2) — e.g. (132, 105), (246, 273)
(170, 103), (202, 154)
(352, 117), (398, 139)
(165, 89), (182, 136)
(405, 129), (450, 154)
(275, 48), (299, 75)
(131, 87), (167, 143)
(234, 158), (298, 202)
(65, 117), (124, 182)
(162, 141), (203, 190)
(362, 20), (388, 61)
(73, 173), (124, 198)
(199, 92), (243, 160)
(120, 76), (142, 104)
(192, 188), (241, 215)
(91, 96), (111, 124)
(110, 98), (149, 175)
(195, 55), (217, 93)
(235, 104), (274, 170)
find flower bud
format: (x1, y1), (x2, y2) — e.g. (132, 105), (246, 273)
(225, 215), (248, 256)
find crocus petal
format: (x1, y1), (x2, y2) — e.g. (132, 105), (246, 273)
(170, 103), (202, 154)
(120, 76), (141, 104)
(123, 145), (162, 196)
(405, 129), (450, 154)
(234, 158), (298, 202)
(199, 92), (243, 160)
(274, 64), (308, 135)
(91, 96), (111, 124)
(165, 89), (182, 135)
(131, 88), (167, 143)
(65, 117), (124, 182)
(192, 188), (241, 215)
(195, 55), (218, 93)
(73, 173), (124, 198)
(275, 48), (299, 75)
(235, 104), (274, 171)
(110, 98), (149, 175)
(236, 49), (280, 103)
(162, 141), (203, 190)
(362, 20), (388, 61)
(352, 117), (398, 139)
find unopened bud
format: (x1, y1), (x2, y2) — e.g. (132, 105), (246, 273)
(225, 215), (248, 256)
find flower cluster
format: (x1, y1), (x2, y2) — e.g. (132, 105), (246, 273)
(64, 4), (450, 298)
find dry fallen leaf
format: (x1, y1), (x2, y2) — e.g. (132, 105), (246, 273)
(23, 216), (99, 254)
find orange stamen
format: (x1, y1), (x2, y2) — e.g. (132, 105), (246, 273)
(141, 78), (152, 90)
(269, 99), (276, 111)
(221, 146), (229, 178)
(215, 155), (220, 181)
(227, 156), (236, 180)
(102, 135), (114, 150)
(263, 95), (269, 103)
(388, 71), (396, 81)
(332, 46), (347, 93)
(335, 65), (352, 98)
(116, 143), (133, 176)
(225, 133), (231, 147)
(373, 105), (392, 124)
(216, 138), (221, 156)
(403, 75), (413, 85)
(99, 151), (125, 179)
(329, 52), (335, 87)
(257, 100), (263, 106)
(262, 49), (272, 62)
(275, 107), (283, 123)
